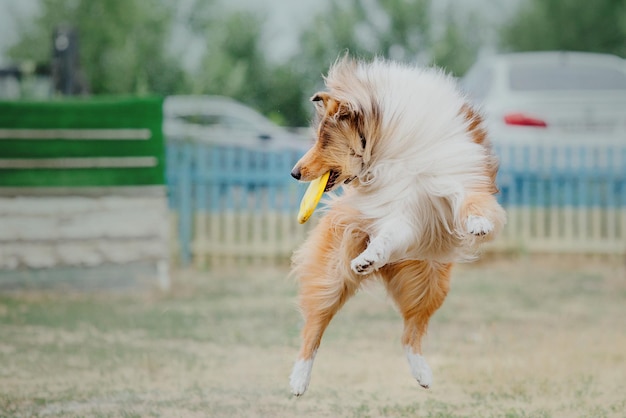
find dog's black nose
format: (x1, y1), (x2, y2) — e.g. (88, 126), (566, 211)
(291, 167), (302, 180)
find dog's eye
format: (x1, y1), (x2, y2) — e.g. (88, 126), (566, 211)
(359, 133), (366, 149)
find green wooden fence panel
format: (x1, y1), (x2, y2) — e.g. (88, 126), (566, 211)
(0, 97), (164, 187)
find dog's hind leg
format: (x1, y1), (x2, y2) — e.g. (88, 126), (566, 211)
(290, 272), (359, 396)
(290, 216), (364, 396)
(380, 260), (452, 389)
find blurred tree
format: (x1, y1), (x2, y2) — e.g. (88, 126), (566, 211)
(297, 0), (482, 91)
(6, 0), (486, 126)
(190, 11), (265, 102)
(501, 0), (626, 57)
(8, 0), (187, 95)
(378, 0), (432, 61)
(294, 0), (438, 121)
(431, 9), (484, 76)
(298, 0), (370, 72)
(187, 6), (309, 126)
(261, 62), (310, 126)
(298, 0), (431, 84)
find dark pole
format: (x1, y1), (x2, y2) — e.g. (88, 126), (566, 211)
(52, 25), (80, 95)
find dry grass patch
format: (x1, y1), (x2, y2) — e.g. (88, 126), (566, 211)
(0, 257), (624, 417)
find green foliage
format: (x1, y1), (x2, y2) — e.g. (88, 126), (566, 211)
(186, 7), (309, 126)
(297, 0), (484, 95)
(378, 0), (431, 59)
(299, 0), (371, 68)
(5, 0), (485, 126)
(260, 62), (311, 127)
(297, 0), (431, 87)
(8, 0), (186, 95)
(294, 0), (451, 121)
(190, 11), (266, 101)
(501, 0), (626, 57)
(431, 9), (484, 76)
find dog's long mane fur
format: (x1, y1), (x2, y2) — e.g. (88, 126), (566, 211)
(302, 57), (502, 265)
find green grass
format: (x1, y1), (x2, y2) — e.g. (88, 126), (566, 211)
(0, 258), (625, 417)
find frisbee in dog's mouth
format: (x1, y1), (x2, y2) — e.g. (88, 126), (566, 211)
(297, 170), (343, 224)
(297, 171), (330, 224)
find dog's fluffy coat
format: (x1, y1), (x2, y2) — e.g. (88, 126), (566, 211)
(289, 57), (506, 396)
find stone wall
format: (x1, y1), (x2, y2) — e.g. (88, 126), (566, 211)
(0, 187), (169, 288)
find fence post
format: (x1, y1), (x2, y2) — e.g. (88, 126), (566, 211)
(178, 143), (193, 266)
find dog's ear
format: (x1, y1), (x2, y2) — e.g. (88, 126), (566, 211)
(311, 92), (358, 120)
(311, 92), (337, 115)
(310, 92), (330, 104)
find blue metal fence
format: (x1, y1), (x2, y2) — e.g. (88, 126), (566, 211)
(166, 142), (308, 265)
(495, 141), (626, 208)
(166, 139), (626, 264)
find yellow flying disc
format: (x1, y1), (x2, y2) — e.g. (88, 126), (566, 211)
(297, 172), (330, 224)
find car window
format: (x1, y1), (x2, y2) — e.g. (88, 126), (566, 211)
(176, 114), (222, 126)
(509, 65), (626, 91)
(460, 64), (493, 103)
(220, 115), (260, 132)
(175, 114), (260, 133)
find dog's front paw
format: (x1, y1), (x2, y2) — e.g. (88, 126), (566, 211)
(351, 251), (386, 275)
(351, 255), (375, 275)
(466, 215), (494, 237)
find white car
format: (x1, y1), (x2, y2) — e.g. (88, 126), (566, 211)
(460, 51), (626, 141)
(163, 95), (309, 150)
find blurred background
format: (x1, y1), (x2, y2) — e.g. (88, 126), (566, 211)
(0, 0), (625, 416)
(2, 0), (507, 122)
(2, 0), (624, 268)
(1, 0), (623, 124)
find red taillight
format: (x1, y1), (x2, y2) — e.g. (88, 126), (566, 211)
(504, 112), (547, 128)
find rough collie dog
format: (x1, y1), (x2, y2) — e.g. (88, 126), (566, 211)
(288, 57), (506, 396)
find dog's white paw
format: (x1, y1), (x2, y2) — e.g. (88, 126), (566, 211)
(351, 253), (380, 275)
(290, 357), (314, 397)
(466, 215), (494, 237)
(405, 347), (432, 389)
